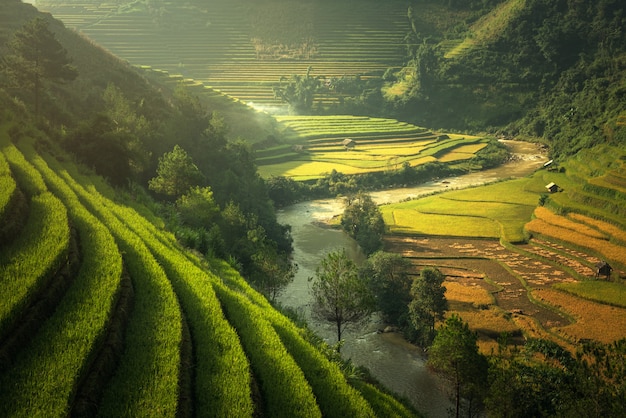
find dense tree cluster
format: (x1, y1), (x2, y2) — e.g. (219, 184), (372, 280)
(340, 193), (385, 255)
(1, 17), (77, 118)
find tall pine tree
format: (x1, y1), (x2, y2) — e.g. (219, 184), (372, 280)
(2, 17), (77, 118)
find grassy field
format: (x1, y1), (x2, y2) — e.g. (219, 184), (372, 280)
(381, 177), (541, 242)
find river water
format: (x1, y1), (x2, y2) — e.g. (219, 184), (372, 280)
(275, 141), (547, 417)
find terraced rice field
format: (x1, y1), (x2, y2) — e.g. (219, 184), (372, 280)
(381, 177), (541, 242)
(0, 122), (419, 416)
(257, 115), (488, 179)
(38, 0), (409, 109)
(386, 234), (626, 353)
(382, 146), (626, 352)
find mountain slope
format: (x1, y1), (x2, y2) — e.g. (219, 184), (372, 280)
(0, 123), (419, 416)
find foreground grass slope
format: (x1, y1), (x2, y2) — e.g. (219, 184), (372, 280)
(0, 122), (419, 416)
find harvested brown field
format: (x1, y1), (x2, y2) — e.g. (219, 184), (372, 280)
(385, 235), (626, 349)
(533, 288), (626, 344)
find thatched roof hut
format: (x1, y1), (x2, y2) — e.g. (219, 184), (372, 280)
(342, 138), (356, 150)
(595, 261), (612, 279)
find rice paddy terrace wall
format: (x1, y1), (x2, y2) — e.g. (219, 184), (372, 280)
(0, 124), (419, 416)
(37, 0), (410, 110)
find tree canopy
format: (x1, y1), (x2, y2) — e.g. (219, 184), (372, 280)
(428, 314), (488, 418)
(2, 17), (77, 117)
(361, 251), (413, 325)
(309, 249), (375, 349)
(409, 267), (448, 346)
(148, 145), (204, 199)
(341, 193), (385, 256)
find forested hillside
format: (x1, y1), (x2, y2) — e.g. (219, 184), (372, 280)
(397, 0), (626, 159)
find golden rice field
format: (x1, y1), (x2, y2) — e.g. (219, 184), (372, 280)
(532, 207), (608, 239)
(568, 212), (626, 244)
(444, 280), (520, 353)
(525, 207), (626, 266)
(533, 288), (626, 344)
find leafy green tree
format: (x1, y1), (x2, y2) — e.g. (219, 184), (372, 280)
(175, 186), (219, 228)
(310, 249), (375, 350)
(2, 17), (77, 117)
(341, 193), (385, 255)
(273, 66), (321, 113)
(64, 114), (134, 186)
(149, 145), (203, 199)
(251, 244), (297, 301)
(408, 267), (448, 346)
(102, 83), (152, 175)
(361, 251), (412, 325)
(428, 315), (488, 418)
(486, 337), (626, 417)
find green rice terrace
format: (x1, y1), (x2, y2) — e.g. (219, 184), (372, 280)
(36, 0), (410, 109)
(35, 0), (497, 179)
(257, 116), (488, 180)
(0, 123), (419, 416)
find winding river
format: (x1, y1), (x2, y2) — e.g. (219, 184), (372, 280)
(275, 141), (547, 417)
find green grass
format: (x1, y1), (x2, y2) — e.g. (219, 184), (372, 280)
(55, 165), (183, 417)
(0, 144), (123, 418)
(1, 141), (47, 196)
(106, 198), (255, 417)
(381, 178), (541, 242)
(0, 142), (70, 341)
(555, 281), (626, 308)
(0, 152), (15, 219)
(0, 191), (69, 340)
(214, 282), (322, 418)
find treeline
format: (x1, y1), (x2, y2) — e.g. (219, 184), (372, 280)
(0, 8), (292, 297)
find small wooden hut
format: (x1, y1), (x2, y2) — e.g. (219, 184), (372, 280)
(342, 138), (356, 150)
(595, 261), (612, 279)
(545, 182), (559, 193)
